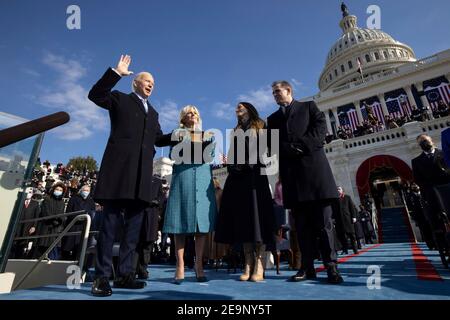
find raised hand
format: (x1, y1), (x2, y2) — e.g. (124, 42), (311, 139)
(115, 54), (134, 76)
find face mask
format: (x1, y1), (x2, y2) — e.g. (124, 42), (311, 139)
(81, 191), (89, 199)
(26, 193), (33, 200)
(420, 140), (433, 152)
(53, 190), (63, 198)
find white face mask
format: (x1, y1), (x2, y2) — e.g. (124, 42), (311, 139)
(80, 191), (90, 199)
(26, 193), (33, 200)
(53, 190), (63, 197)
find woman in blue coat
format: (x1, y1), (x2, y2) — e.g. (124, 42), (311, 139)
(163, 105), (217, 283)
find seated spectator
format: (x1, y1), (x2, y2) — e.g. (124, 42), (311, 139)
(437, 100), (449, 118)
(35, 182), (67, 260)
(411, 106), (424, 122)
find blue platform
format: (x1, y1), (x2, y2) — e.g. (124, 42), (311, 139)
(1, 243), (449, 300)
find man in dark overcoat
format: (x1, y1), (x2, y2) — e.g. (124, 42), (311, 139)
(88, 55), (169, 296)
(267, 80), (342, 284)
(12, 188), (40, 258)
(412, 134), (450, 258)
(333, 187), (358, 254)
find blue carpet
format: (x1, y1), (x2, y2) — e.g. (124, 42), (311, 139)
(1, 243), (449, 300)
(380, 208), (412, 243)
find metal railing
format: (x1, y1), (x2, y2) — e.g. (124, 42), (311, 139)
(12, 210), (92, 291)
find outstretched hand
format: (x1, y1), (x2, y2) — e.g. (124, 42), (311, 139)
(115, 54), (134, 76)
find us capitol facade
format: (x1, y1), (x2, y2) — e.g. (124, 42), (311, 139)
(154, 5), (450, 219)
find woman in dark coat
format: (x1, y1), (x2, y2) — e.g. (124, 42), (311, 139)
(215, 102), (275, 282)
(61, 184), (96, 260)
(36, 182), (67, 260)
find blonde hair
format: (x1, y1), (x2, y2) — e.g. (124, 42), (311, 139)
(179, 105), (202, 130)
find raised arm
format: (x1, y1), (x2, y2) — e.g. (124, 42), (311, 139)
(88, 55), (134, 110)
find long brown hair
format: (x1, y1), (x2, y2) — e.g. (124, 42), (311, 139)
(235, 102), (265, 132)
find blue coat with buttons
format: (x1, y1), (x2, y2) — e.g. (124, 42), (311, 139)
(163, 129), (217, 234)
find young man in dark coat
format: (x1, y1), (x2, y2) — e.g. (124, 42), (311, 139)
(267, 80), (342, 284)
(12, 188), (40, 258)
(88, 55), (170, 296)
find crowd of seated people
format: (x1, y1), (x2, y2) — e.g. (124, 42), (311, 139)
(327, 102), (450, 142)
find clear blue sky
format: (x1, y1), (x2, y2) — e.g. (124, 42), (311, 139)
(1, 0), (449, 166)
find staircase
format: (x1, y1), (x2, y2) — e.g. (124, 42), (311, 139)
(380, 207), (413, 243)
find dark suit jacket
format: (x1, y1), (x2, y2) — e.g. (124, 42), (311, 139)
(442, 128), (450, 167)
(412, 148), (450, 200)
(267, 100), (338, 208)
(16, 200), (40, 239)
(88, 68), (169, 204)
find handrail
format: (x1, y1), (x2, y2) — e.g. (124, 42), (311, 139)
(14, 231), (98, 241)
(17, 210), (86, 224)
(0, 112), (70, 148)
(12, 213), (91, 291)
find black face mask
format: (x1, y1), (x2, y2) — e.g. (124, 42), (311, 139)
(420, 140), (433, 152)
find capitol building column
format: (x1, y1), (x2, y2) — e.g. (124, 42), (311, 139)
(377, 94), (389, 116)
(332, 108), (340, 128)
(403, 85), (418, 108)
(325, 111), (333, 134)
(353, 100), (364, 123)
(414, 82), (431, 110)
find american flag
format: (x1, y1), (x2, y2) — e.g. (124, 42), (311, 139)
(425, 83), (450, 110)
(386, 95), (412, 117)
(361, 102), (385, 125)
(338, 108), (360, 131)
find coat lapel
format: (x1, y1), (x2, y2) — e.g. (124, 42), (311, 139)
(129, 93), (148, 115)
(286, 100), (300, 132)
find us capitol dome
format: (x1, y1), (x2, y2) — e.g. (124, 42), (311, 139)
(319, 3), (416, 91)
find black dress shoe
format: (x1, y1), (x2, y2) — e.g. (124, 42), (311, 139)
(289, 269), (317, 282)
(327, 265), (344, 284)
(91, 277), (112, 297)
(114, 274), (147, 289)
(196, 276), (208, 282)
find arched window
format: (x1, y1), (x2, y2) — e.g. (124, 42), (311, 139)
(341, 65), (345, 73)
(374, 52), (380, 60)
(365, 54), (371, 63)
(348, 61), (353, 69)
(383, 51), (388, 59)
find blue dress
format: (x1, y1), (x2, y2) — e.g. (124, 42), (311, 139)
(163, 129), (217, 234)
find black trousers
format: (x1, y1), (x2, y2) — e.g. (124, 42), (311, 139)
(338, 231), (357, 251)
(95, 200), (145, 279)
(134, 241), (154, 275)
(291, 201), (337, 270)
